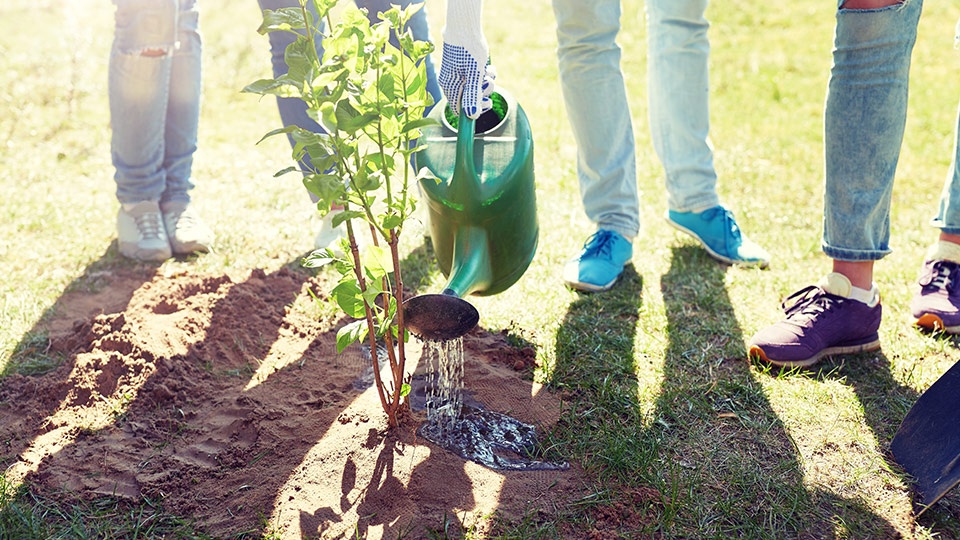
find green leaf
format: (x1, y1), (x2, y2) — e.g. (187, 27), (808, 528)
(332, 209), (365, 228)
(273, 166), (298, 178)
(302, 248), (338, 268)
(382, 213), (402, 230)
(361, 278), (385, 307)
(340, 6), (372, 32)
(337, 103), (379, 134)
(284, 37), (317, 87)
(398, 2), (425, 26)
(319, 102), (338, 132)
(324, 29), (364, 75)
(303, 173), (345, 206)
(367, 152), (396, 172)
(400, 383), (411, 398)
(257, 8), (308, 34)
(311, 67), (349, 96)
(242, 78), (288, 96)
(309, 0), (339, 16)
(356, 168), (383, 192)
(332, 280), (366, 318)
(360, 245), (393, 279)
(336, 320), (368, 354)
(255, 125), (297, 145)
(401, 117), (437, 135)
(379, 6), (402, 29)
(378, 72), (396, 101)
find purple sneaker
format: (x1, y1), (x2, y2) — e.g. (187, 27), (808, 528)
(911, 259), (960, 333)
(748, 280), (882, 368)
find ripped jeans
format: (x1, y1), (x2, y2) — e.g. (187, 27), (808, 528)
(109, 0), (201, 207)
(823, 0), (960, 260)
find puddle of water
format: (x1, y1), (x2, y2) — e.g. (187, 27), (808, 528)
(414, 338), (568, 472)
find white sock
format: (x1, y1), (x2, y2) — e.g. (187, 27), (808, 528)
(849, 284), (880, 307)
(819, 272), (879, 307)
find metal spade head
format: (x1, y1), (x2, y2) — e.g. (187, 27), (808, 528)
(891, 360), (960, 514)
(403, 292), (479, 341)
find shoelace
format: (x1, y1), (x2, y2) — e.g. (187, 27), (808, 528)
(135, 211), (165, 240)
(701, 206), (742, 245)
(920, 260), (960, 293)
(581, 230), (618, 260)
(781, 285), (844, 322)
(166, 208), (201, 234)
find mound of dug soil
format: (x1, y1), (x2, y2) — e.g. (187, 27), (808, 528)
(0, 267), (588, 538)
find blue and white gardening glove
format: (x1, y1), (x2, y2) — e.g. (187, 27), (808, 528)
(440, 0), (496, 119)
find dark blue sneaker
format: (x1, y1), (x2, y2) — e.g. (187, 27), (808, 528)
(562, 229), (633, 292)
(748, 273), (881, 368)
(667, 205), (770, 268)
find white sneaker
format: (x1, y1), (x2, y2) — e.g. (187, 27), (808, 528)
(315, 210), (347, 251)
(118, 200), (172, 261)
(161, 201), (214, 255)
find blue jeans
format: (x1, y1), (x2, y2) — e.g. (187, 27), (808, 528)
(109, 0), (201, 206)
(552, 0), (719, 240)
(257, 0), (440, 176)
(823, 0), (924, 260)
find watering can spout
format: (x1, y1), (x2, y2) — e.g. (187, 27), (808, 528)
(442, 225), (494, 298)
(403, 291), (479, 342)
(403, 226), (491, 341)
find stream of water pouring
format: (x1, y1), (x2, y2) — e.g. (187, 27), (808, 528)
(418, 338), (568, 471)
(422, 337), (464, 433)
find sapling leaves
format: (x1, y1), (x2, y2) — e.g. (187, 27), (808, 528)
(250, 0), (433, 427)
(331, 210), (363, 228)
(360, 245), (393, 279)
(273, 166), (298, 178)
(302, 247), (339, 269)
(336, 320), (367, 354)
(241, 78), (294, 97)
(401, 117), (436, 135)
(332, 280), (365, 318)
(302, 173), (343, 206)
(256, 7), (309, 35)
(284, 37), (318, 86)
(381, 213), (402, 230)
(253, 125), (297, 145)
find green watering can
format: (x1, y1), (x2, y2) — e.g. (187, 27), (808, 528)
(403, 88), (538, 341)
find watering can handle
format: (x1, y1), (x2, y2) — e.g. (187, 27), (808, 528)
(452, 110), (482, 193)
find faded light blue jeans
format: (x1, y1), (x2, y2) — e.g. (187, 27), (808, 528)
(823, 0), (960, 262)
(109, 0), (201, 207)
(823, 0), (925, 260)
(257, 0), (440, 176)
(552, 0), (719, 240)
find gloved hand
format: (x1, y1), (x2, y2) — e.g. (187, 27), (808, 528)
(439, 0), (496, 119)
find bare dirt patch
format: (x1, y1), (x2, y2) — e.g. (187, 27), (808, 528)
(0, 267), (588, 538)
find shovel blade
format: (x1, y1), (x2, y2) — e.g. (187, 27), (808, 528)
(403, 293), (479, 341)
(891, 360), (960, 513)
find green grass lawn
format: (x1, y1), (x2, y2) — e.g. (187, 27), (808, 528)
(4, 0), (960, 537)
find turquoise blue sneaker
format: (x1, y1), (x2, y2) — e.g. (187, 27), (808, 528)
(666, 205), (770, 268)
(562, 229), (633, 292)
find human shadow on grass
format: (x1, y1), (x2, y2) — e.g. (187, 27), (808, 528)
(810, 347), (960, 536)
(655, 246), (857, 538)
(748, 325), (926, 533)
(550, 244), (896, 537)
(550, 263), (663, 536)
